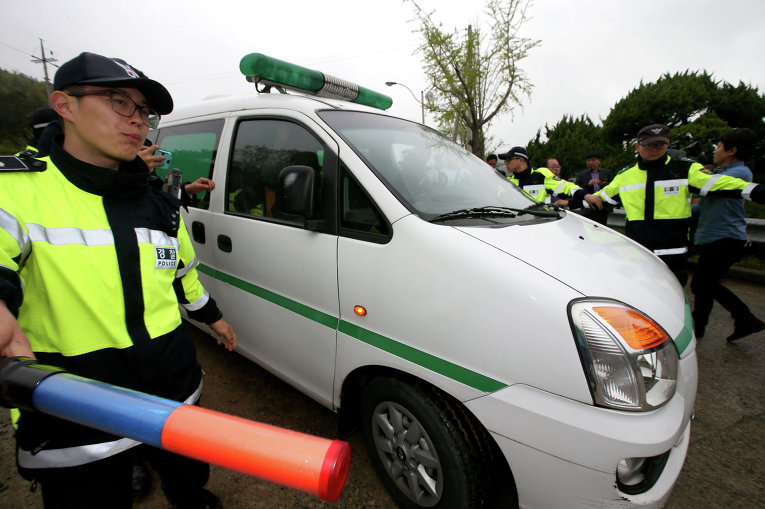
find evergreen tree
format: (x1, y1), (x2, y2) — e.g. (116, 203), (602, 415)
(0, 69), (49, 154)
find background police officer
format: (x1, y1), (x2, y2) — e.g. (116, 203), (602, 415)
(16, 107), (58, 157)
(499, 146), (586, 206)
(585, 123), (765, 286)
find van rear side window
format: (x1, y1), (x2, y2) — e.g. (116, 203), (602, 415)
(153, 119), (224, 210)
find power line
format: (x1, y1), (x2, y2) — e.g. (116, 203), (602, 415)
(0, 40), (35, 57)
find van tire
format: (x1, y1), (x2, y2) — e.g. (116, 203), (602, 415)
(360, 376), (490, 509)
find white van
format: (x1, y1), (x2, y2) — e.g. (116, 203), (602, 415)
(151, 54), (697, 509)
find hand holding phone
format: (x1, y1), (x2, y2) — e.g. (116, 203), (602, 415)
(154, 149), (172, 171)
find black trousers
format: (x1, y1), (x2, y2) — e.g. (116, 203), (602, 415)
(659, 253), (689, 287)
(32, 444), (210, 508)
(690, 238), (752, 329)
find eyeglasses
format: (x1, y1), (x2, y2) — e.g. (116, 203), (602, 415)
(548, 165), (561, 169)
(638, 141), (668, 150)
(66, 89), (160, 128)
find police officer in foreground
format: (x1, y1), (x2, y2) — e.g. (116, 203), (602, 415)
(585, 123), (765, 286)
(499, 146), (588, 206)
(0, 52), (236, 509)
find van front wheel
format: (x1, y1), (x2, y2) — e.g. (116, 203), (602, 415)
(360, 377), (488, 509)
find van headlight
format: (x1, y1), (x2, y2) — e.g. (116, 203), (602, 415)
(569, 299), (678, 411)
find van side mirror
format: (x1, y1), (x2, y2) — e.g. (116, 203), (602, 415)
(277, 165), (316, 218)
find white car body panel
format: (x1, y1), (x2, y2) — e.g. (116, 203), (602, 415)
(159, 93), (697, 509)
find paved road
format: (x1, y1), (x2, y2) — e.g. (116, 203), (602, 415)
(1, 278), (763, 508)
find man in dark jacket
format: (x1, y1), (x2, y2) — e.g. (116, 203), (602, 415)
(574, 152), (614, 224)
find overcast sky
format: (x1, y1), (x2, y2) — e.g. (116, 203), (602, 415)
(2, 0), (764, 155)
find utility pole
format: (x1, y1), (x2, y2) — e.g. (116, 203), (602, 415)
(31, 39), (57, 95)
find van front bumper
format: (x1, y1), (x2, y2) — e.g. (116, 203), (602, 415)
(465, 350), (697, 508)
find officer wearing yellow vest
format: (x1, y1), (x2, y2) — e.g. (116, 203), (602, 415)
(585, 123), (765, 285)
(0, 52), (236, 509)
(499, 146), (587, 206)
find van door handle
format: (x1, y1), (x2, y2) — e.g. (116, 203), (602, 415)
(217, 235), (232, 253)
(191, 221), (206, 244)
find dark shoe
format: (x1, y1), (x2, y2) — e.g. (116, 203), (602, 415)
(727, 316), (765, 343)
(132, 459), (152, 500)
(168, 488), (222, 509)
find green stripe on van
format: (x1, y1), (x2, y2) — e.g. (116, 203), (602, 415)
(338, 321), (507, 393)
(197, 263), (506, 393)
(673, 294), (693, 355)
(197, 264), (338, 329)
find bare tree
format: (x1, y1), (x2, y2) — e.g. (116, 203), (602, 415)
(408, 0), (539, 157)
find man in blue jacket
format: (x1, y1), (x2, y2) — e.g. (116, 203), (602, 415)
(691, 128), (764, 342)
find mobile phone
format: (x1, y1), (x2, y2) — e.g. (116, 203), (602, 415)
(154, 149), (172, 171)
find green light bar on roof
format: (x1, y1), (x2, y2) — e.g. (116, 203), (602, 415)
(239, 53), (393, 111)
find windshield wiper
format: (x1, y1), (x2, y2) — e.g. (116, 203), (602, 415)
(430, 205), (560, 222)
(430, 206), (518, 222)
(430, 203), (560, 223)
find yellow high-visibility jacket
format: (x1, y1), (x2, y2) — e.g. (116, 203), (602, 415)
(0, 142), (221, 469)
(507, 167), (583, 203)
(594, 155), (757, 255)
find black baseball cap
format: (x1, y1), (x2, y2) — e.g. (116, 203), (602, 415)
(30, 107), (58, 129)
(498, 146), (529, 161)
(54, 52), (173, 115)
(637, 124), (670, 144)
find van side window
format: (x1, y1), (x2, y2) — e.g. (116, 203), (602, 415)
(340, 163), (389, 241)
(152, 119), (224, 210)
(229, 119), (324, 222)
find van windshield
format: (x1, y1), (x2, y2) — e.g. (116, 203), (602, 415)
(320, 110), (540, 221)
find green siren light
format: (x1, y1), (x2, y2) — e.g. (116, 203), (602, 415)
(239, 53), (393, 111)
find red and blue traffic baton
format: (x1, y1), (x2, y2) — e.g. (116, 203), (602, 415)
(0, 357), (350, 502)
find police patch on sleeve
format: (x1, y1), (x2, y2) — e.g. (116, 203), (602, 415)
(0, 156), (46, 172)
(155, 246), (177, 269)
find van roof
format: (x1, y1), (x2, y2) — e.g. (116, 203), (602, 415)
(162, 92), (383, 124)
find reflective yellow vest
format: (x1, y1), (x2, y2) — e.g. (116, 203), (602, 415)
(594, 156), (757, 254)
(0, 150), (218, 468)
(0, 158), (209, 355)
(507, 167), (582, 203)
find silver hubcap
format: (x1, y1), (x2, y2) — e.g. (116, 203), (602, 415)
(371, 401), (442, 506)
